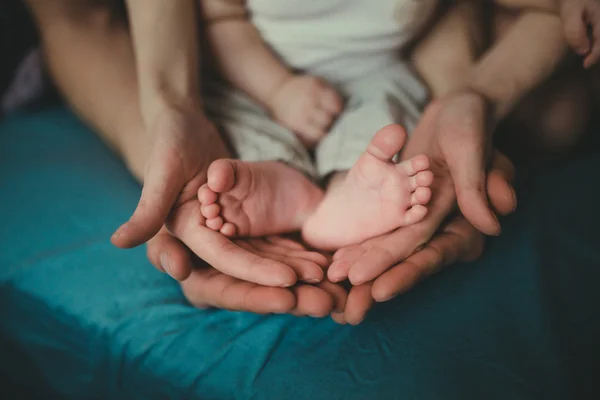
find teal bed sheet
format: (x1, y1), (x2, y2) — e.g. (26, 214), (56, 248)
(1, 108), (599, 399)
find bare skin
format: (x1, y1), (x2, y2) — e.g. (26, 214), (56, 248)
(199, 125), (433, 249)
(200, 0), (343, 148)
(198, 160), (324, 237)
(302, 125), (433, 251)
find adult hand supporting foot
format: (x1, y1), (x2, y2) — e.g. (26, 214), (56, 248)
(110, 109), (308, 287)
(335, 154), (515, 325)
(328, 90), (516, 290)
(178, 236), (348, 317)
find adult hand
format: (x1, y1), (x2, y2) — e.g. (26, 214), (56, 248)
(328, 91), (513, 286)
(332, 153), (516, 325)
(110, 107), (306, 287)
(178, 236), (347, 317)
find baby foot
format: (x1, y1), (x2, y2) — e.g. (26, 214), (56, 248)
(198, 159), (324, 237)
(268, 75), (343, 148)
(302, 124), (433, 251)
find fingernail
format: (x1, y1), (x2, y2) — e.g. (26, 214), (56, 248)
(511, 189), (518, 212)
(350, 317), (365, 326)
(305, 278), (321, 284)
(160, 253), (172, 276)
(376, 293), (398, 303)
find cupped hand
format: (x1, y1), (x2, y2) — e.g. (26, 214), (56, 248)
(333, 154), (516, 325)
(177, 236), (347, 317)
(328, 90), (510, 286)
(110, 106), (305, 287)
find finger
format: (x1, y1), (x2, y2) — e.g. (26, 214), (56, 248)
(181, 268), (296, 313)
(266, 235), (307, 250)
(345, 173), (457, 286)
(346, 213), (439, 286)
(146, 227), (194, 281)
(249, 240), (329, 267)
(440, 100), (500, 236)
(169, 202), (297, 287)
(238, 240), (324, 283)
(584, 8), (600, 68)
(563, 7), (590, 55)
(112, 148), (184, 248)
(300, 124), (327, 147)
(371, 218), (481, 302)
(318, 280), (348, 313)
(329, 247), (366, 283)
(487, 169), (516, 216)
(291, 285), (335, 318)
(310, 109), (334, 131)
(333, 245), (363, 261)
(331, 312), (347, 325)
(490, 150), (516, 182)
(344, 283), (374, 325)
(319, 86), (344, 115)
(446, 151), (500, 236)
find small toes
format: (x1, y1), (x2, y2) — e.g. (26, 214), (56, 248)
(409, 170), (434, 190)
(403, 205), (428, 226)
(201, 203), (220, 219)
(410, 187), (432, 206)
(400, 154), (430, 175)
(206, 216), (224, 231)
(198, 184), (217, 204)
(220, 222), (236, 237)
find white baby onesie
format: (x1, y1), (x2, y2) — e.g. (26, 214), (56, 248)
(248, 0), (438, 82)
(204, 0), (437, 178)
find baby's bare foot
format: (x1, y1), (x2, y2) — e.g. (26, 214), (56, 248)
(302, 124), (433, 250)
(198, 160), (324, 237)
(269, 75), (343, 148)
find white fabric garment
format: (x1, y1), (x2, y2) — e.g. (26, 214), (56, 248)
(248, 0), (437, 82)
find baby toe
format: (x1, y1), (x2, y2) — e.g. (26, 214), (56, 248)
(311, 109), (334, 130)
(400, 154), (430, 175)
(201, 203), (221, 219)
(220, 222), (236, 237)
(409, 170), (434, 190)
(206, 216), (224, 231)
(402, 205), (428, 226)
(198, 184), (218, 204)
(319, 87), (343, 115)
(411, 187), (432, 206)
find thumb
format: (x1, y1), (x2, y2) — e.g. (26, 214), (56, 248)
(111, 147), (184, 248)
(441, 115), (500, 237)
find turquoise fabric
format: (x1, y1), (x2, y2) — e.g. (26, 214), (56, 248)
(1, 108), (599, 399)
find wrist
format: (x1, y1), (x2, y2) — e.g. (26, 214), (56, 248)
(140, 88), (203, 129)
(263, 72), (295, 113)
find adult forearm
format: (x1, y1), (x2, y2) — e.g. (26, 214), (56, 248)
(469, 12), (568, 121)
(125, 0), (201, 123)
(28, 2), (153, 180)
